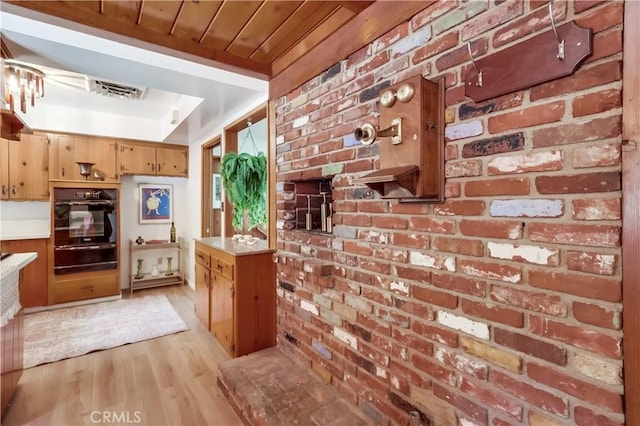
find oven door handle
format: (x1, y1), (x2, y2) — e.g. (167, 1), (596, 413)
(54, 243), (117, 251)
(54, 200), (115, 206)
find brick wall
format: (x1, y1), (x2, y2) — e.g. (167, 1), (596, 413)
(274, 1), (624, 425)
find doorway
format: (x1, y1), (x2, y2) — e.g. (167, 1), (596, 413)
(201, 137), (222, 238)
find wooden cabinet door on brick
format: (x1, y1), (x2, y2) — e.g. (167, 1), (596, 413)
(194, 239), (275, 357)
(1, 134), (49, 200)
(156, 146), (188, 177)
(49, 133), (118, 181)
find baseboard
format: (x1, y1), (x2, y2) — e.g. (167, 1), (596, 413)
(24, 293), (123, 314)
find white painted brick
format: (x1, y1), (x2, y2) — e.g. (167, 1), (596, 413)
(435, 346), (487, 377)
(460, 263), (521, 283)
(487, 150), (562, 174)
(571, 352), (622, 386)
(333, 327), (358, 350)
(487, 242), (558, 265)
(490, 199), (564, 217)
(276, 135), (285, 145)
(276, 288), (284, 298)
(436, 311), (490, 340)
(376, 366), (387, 379)
(300, 300), (319, 315)
(445, 120), (483, 141)
(276, 220), (285, 230)
(410, 251), (456, 272)
(293, 115), (309, 128)
(390, 280), (410, 296)
(388, 25), (432, 56)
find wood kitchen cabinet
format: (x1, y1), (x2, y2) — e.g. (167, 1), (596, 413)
(48, 133), (118, 182)
(194, 238), (275, 357)
(0, 134), (49, 200)
(0, 239), (48, 308)
(118, 142), (188, 177)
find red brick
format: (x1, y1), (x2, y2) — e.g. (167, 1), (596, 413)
(459, 259), (521, 284)
(331, 149), (355, 163)
(492, 371), (568, 417)
(488, 101), (565, 133)
(494, 328), (567, 366)
(459, 94), (524, 121)
(528, 222), (621, 247)
(530, 61), (622, 101)
(358, 50), (390, 75)
(412, 30), (459, 63)
(390, 202), (431, 215)
(460, 219), (523, 239)
(391, 328), (435, 357)
(344, 159), (373, 173)
(408, 216), (456, 233)
(342, 214), (372, 227)
(572, 302), (620, 330)
(357, 200), (389, 213)
(411, 353), (456, 386)
(372, 246), (408, 263)
(575, 1), (623, 32)
(444, 182), (461, 198)
(461, 299), (524, 328)
(526, 363), (623, 413)
(411, 319), (458, 347)
(433, 382), (488, 424)
(372, 216), (408, 230)
(528, 269), (621, 302)
(459, 377), (523, 420)
(395, 298), (435, 320)
(431, 236), (484, 257)
(461, 0), (523, 41)
(394, 265), (431, 285)
(572, 89), (622, 118)
(490, 285), (566, 317)
(434, 200), (486, 216)
(574, 406), (623, 426)
(566, 251), (617, 275)
(535, 171), (620, 194)
(493, 2), (567, 48)
(391, 232), (430, 249)
(357, 313), (392, 337)
(465, 177), (530, 196)
(359, 259), (392, 276)
(435, 38), (488, 72)
(529, 315), (621, 359)
(588, 27), (622, 63)
(432, 273), (485, 297)
(412, 285), (458, 309)
(445, 160), (482, 178)
(343, 241), (373, 256)
(532, 115), (621, 148)
(572, 198), (621, 220)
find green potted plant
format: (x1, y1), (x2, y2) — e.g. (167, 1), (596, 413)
(220, 151), (267, 233)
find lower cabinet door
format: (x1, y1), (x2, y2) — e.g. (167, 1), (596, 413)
(210, 272), (234, 356)
(194, 262), (210, 329)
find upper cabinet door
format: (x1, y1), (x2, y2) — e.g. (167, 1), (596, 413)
(156, 146), (188, 177)
(0, 138), (9, 200)
(49, 134), (76, 180)
(119, 143), (156, 175)
(74, 137), (119, 182)
(8, 134), (49, 200)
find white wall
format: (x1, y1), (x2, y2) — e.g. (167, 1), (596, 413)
(119, 175), (189, 289)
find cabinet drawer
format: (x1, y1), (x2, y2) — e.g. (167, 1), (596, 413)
(195, 247), (211, 268)
(212, 257), (234, 281)
(53, 275), (119, 304)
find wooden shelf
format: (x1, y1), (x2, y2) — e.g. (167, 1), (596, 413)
(129, 238), (184, 293)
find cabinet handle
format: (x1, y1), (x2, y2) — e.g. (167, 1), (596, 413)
(62, 167), (65, 177)
(1, 185), (5, 195)
(151, 163), (155, 172)
(229, 287), (235, 298)
(11, 186), (16, 195)
(158, 164), (161, 172)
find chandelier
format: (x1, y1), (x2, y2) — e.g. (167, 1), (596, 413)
(3, 60), (45, 114)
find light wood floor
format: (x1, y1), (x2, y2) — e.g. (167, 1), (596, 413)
(2, 285), (243, 426)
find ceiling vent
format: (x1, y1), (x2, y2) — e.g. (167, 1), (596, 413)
(86, 78), (145, 100)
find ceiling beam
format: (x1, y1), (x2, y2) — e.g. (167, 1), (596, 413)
(269, 1), (435, 99)
(338, 1), (375, 14)
(4, 0), (271, 79)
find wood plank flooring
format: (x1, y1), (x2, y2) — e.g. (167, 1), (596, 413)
(2, 286), (243, 426)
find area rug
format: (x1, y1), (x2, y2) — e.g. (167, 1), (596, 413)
(23, 294), (189, 369)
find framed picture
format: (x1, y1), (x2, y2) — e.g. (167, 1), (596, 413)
(213, 173), (222, 209)
(139, 184), (173, 224)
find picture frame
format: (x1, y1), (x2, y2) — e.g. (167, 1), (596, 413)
(139, 183), (173, 224)
(213, 173), (222, 209)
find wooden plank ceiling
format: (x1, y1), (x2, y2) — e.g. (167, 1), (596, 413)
(3, 0), (375, 80)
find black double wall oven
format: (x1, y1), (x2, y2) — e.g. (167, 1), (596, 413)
(53, 187), (118, 275)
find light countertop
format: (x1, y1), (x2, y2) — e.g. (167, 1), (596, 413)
(0, 219), (50, 241)
(195, 237), (274, 256)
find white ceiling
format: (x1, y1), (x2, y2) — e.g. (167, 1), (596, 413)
(0, 4), (269, 145)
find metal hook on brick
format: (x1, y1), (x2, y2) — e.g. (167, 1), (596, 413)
(548, 0), (565, 60)
(467, 42), (483, 87)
